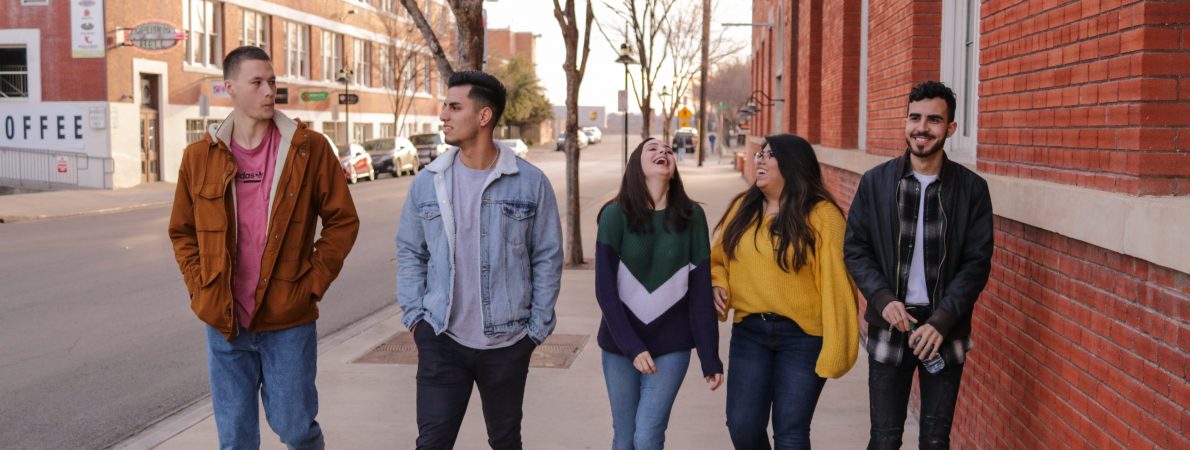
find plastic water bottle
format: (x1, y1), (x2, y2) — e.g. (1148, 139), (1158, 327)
(909, 322), (946, 374)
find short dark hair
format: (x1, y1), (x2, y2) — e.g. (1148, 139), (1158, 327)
(448, 70), (507, 128)
(908, 80), (957, 123)
(223, 46), (271, 80)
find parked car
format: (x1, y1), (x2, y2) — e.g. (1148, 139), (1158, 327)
(581, 126), (603, 144)
(499, 139), (530, 159)
(363, 136), (419, 177)
(554, 131), (590, 151)
(410, 131), (454, 166)
(672, 129), (696, 155)
(332, 138), (375, 184)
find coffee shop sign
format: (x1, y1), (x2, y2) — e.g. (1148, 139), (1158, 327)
(118, 22), (186, 51)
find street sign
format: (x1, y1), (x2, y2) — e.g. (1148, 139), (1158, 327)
(275, 88), (288, 105)
(301, 91), (329, 102)
(677, 106), (693, 121)
(618, 90), (627, 112)
(338, 93), (359, 105)
(679, 119), (690, 128)
(56, 156), (69, 173)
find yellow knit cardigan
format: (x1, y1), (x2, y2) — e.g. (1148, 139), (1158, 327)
(711, 200), (859, 378)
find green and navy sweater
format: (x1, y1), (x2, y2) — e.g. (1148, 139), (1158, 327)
(595, 203), (724, 376)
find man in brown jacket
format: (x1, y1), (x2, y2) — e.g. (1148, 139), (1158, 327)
(168, 46), (359, 450)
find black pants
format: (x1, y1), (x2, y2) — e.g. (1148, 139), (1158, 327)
(413, 324), (536, 450)
(867, 350), (965, 450)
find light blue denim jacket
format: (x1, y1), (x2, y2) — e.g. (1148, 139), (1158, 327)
(395, 142), (563, 344)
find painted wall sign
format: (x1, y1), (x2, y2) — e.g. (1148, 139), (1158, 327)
(71, 0), (105, 58)
(301, 91), (329, 102)
(126, 22), (185, 51)
(0, 105), (88, 150)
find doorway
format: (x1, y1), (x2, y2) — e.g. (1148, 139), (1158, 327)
(139, 74), (160, 182)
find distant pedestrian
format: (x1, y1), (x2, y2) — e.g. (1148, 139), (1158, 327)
(396, 70), (563, 450)
(712, 134), (859, 449)
(844, 81), (993, 449)
(595, 138), (724, 450)
(167, 46), (360, 449)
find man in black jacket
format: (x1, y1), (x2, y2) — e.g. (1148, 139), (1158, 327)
(844, 81), (994, 450)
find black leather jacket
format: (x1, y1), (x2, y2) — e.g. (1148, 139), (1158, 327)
(843, 151), (994, 340)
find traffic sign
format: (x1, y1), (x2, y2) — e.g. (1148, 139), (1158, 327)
(618, 90), (628, 112)
(301, 91), (329, 102)
(338, 93), (359, 105)
(677, 106), (693, 121)
(275, 88), (288, 105)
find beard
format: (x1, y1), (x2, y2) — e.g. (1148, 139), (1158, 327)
(907, 132), (947, 159)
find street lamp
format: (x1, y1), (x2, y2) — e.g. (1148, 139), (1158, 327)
(336, 67), (354, 145)
(615, 42), (637, 170)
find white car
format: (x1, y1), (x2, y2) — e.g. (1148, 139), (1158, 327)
(499, 139), (530, 159)
(581, 126), (603, 144)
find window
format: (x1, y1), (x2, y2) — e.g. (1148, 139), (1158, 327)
(186, 119), (220, 142)
(241, 10), (269, 50)
(940, 0), (979, 161)
(378, 0), (397, 14)
(0, 47), (28, 98)
(322, 121), (346, 146)
(401, 51), (416, 93)
(353, 123), (373, 143)
(183, 0), (222, 67)
(380, 123), (396, 137)
(379, 45), (396, 89)
(322, 31), (343, 81)
(353, 40), (371, 86)
(283, 21), (309, 78)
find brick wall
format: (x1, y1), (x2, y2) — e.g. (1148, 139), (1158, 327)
(819, 0), (862, 149)
(0, 0), (107, 102)
(795, 0), (822, 142)
(978, 0), (1190, 196)
(864, 0), (942, 156)
(953, 217), (1188, 449)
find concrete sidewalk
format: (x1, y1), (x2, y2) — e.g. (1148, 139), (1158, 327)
(0, 182), (176, 223)
(118, 161), (917, 449)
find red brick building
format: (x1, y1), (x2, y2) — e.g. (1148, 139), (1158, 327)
(1, 0), (452, 190)
(745, 0), (1188, 447)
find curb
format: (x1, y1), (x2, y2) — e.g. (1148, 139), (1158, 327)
(0, 200), (174, 224)
(109, 305), (403, 450)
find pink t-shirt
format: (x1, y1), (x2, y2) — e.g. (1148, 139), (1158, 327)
(230, 124), (281, 327)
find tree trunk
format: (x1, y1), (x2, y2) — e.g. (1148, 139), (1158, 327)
(565, 88), (583, 266)
(640, 103), (652, 139)
(450, 0), (485, 70)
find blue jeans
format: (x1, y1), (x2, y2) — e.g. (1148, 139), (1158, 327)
(726, 314), (827, 450)
(206, 323), (324, 450)
(602, 350), (691, 450)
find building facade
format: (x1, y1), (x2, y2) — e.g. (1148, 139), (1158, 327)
(745, 0), (1188, 448)
(0, 0), (452, 190)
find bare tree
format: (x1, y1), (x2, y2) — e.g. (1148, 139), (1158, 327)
(657, 0), (742, 147)
(553, 0), (595, 266)
(379, 13), (434, 134)
(400, 0), (485, 79)
(701, 58), (751, 145)
(599, 0), (679, 139)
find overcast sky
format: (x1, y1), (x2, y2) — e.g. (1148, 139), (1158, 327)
(483, 0), (754, 114)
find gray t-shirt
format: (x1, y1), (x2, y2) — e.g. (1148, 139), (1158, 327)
(445, 154), (527, 349)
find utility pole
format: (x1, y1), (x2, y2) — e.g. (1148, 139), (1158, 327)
(697, 0), (710, 166)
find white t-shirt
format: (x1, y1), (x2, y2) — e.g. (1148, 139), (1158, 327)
(905, 172), (938, 306)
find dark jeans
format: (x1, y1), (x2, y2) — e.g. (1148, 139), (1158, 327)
(726, 314), (827, 450)
(867, 353), (965, 450)
(412, 323), (536, 450)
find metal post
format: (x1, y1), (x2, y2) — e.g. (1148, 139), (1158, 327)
(623, 63), (629, 171)
(344, 81), (350, 144)
(697, 0), (710, 166)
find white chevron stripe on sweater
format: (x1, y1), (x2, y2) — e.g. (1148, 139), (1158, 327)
(616, 262), (694, 324)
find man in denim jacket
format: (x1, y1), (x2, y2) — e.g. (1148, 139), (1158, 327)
(396, 71), (563, 450)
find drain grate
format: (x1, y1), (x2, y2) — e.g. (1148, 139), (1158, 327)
(353, 333), (589, 369)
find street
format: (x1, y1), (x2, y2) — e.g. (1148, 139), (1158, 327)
(0, 136), (647, 449)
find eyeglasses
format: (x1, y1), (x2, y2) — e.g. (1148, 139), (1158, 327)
(753, 149), (775, 162)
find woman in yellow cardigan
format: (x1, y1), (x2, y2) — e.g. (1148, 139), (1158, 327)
(711, 134), (859, 449)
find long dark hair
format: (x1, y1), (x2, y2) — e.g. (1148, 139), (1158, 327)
(599, 138), (694, 234)
(715, 134), (840, 272)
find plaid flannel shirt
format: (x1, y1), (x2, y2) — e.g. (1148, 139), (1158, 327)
(866, 162), (973, 367)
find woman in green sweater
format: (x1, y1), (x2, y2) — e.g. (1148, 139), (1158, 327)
(711, 134), (859, 449)
(596, 138), (724, 450)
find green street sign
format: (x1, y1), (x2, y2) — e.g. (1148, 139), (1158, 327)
(301, 91), (329, 102)
(716, 102), (728, 110)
